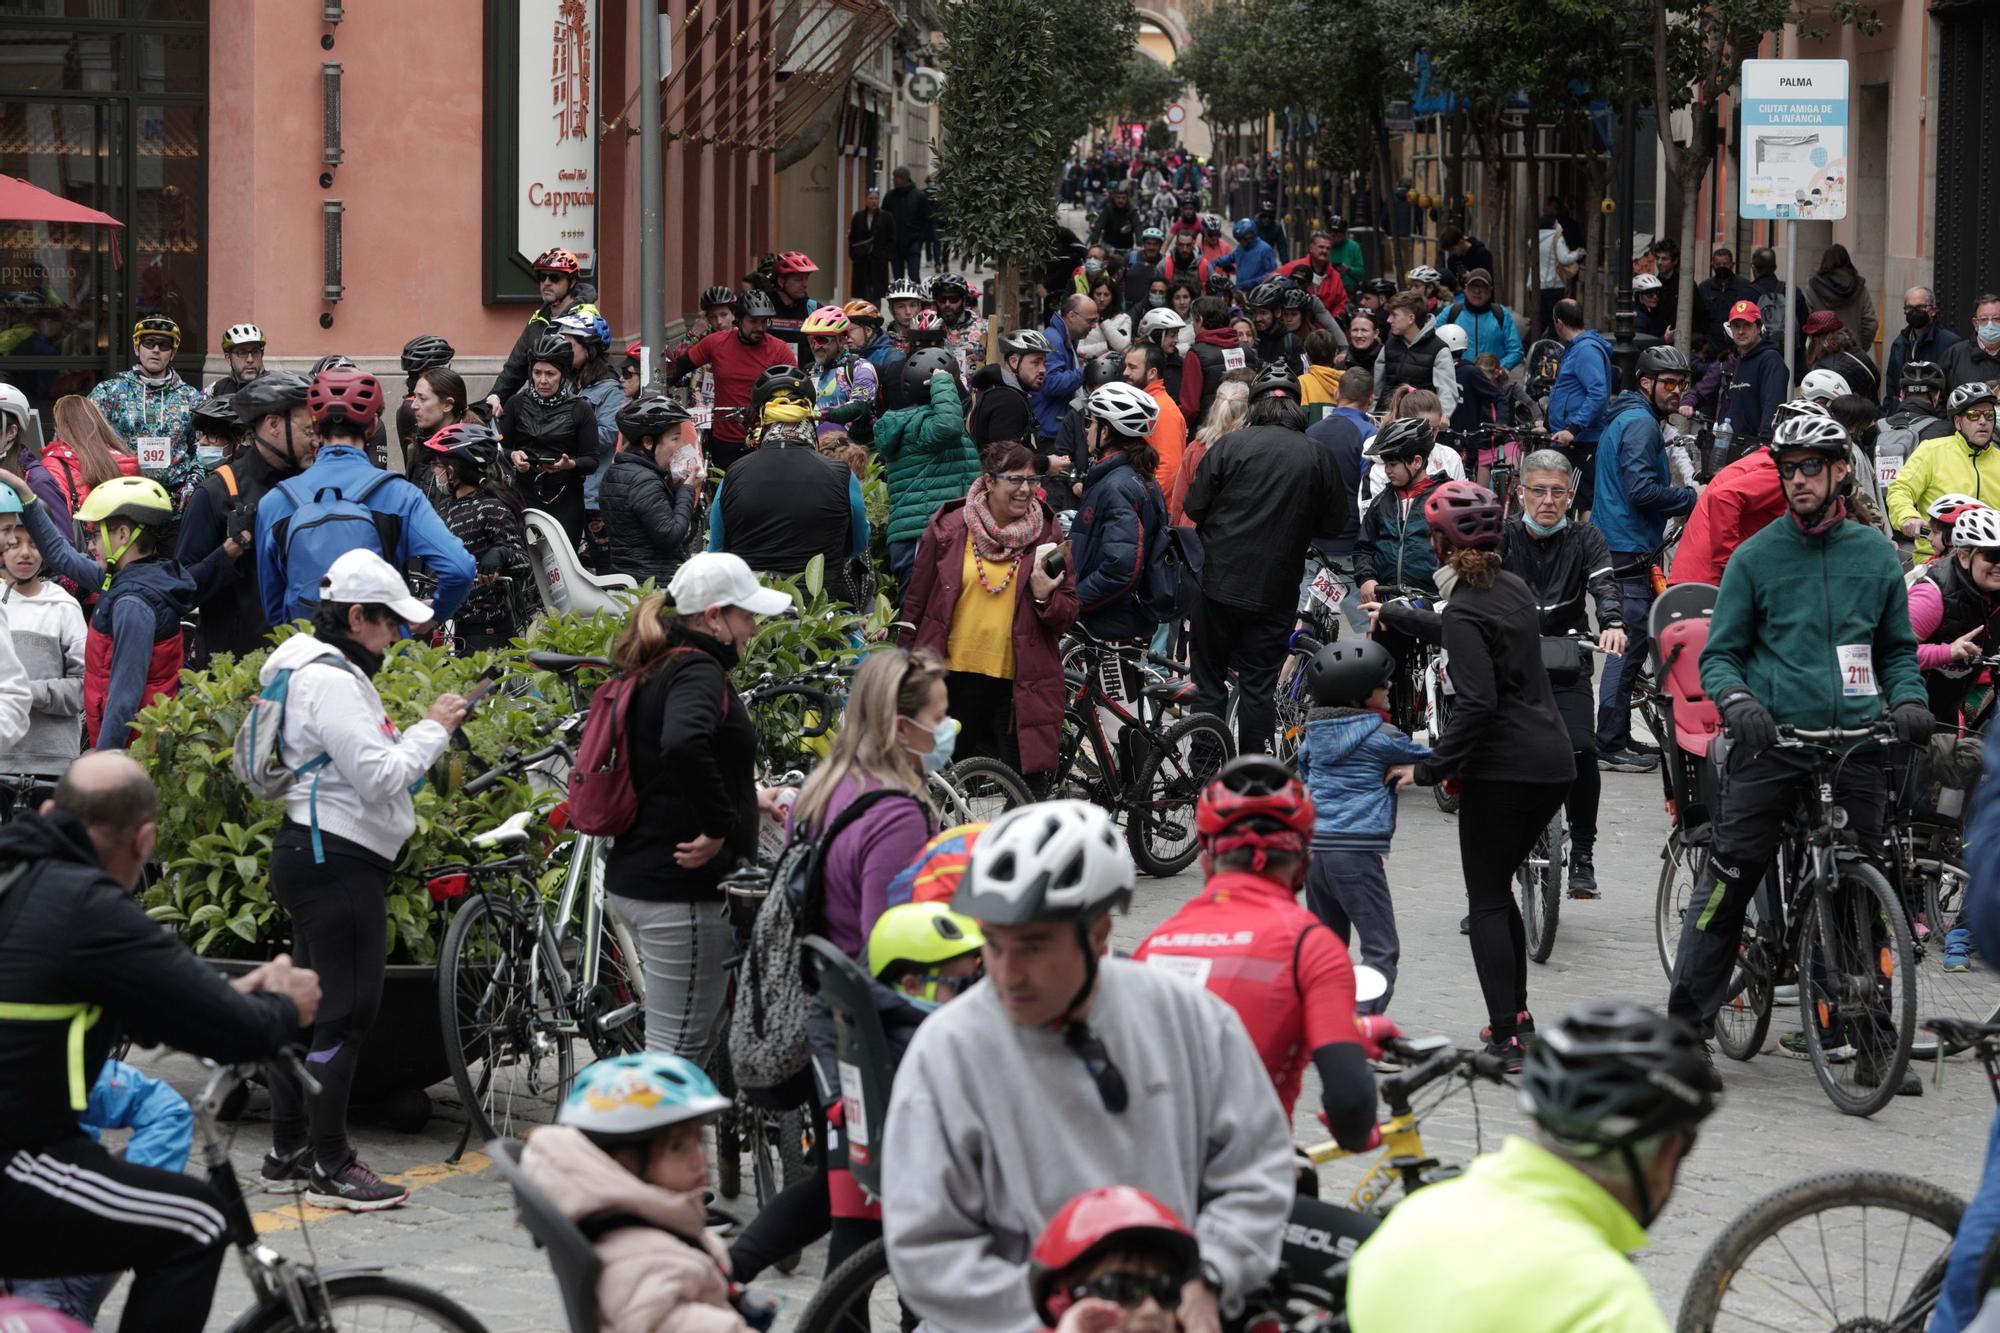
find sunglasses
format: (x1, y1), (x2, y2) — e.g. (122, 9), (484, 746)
(1064, 1021), (1129, 1113)
(618, 367), (641, 380)
(1962, 409), (1997, 423)
(1775, 458), (1829, 479)
(137, 337), (175, 352)
(1065, 1272), (1183, 1312)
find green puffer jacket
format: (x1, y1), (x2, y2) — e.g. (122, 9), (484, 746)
(1700, 509), (1924, 736)
(875, 371), (981, 545)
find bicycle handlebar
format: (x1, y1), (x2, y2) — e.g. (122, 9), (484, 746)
(462, 740), (572, 796)
(1776, 722), (1895, 744)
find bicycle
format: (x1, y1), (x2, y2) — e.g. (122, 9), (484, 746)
(191, 1056), (491, 1330)
(1056, 628), (1235, 876)
(1688, 723), (1918, 1117)
(1512, 632), (1607, 964)
(431, 653), (647, 1155)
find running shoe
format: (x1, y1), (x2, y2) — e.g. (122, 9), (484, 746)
(1597, 748), (1658, 773)
(1945, 928), (1974, 973)
(306, 1154), (410, 1212)
(260, 1147), (311, 1194)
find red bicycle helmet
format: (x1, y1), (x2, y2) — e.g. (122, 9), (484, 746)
(1195, 754), (1314, 866)
(1029, 1187), (1200, 1326)
(308, 368), (386, 435)
(533, 247), (581, 277)
(1424, 479), (1503, 552)
(773, 250), (819, 276)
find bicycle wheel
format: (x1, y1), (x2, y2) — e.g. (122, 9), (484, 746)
(747, 1105), (809, 1275)
(1430, 697), (1458, 814)
(1127, 712), (1234, 877)
(1675, 1169), (1962, 1332)
(941, 757), (1035, 822)
(795, 1237), (906, 1333)
(1712, 931), (1775, 1063)
(584, 908), (646, 1060)
(229, 1271), (492, 1331)
(1516, 814), (1562, 964)
(926, 770), (974, 826)
(1903, 847), (2000, 1055)
(437, 895), (576, 1143)
(1655, 837), (1707, 980)
(1797, 858), (1917, 1118)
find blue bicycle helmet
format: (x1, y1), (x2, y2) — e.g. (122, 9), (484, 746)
(1232, 217), (1258, 242)
(560, 1053), (731, 1145)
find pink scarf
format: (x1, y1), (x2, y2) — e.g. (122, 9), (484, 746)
(965, 476), (1042, 564)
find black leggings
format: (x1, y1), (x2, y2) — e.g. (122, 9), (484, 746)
(1565, 750), (1601, 849)
(727, 1111), (881, 1282)
(266, 821), (390, 1169)
(947, 672), (1025, 774)
(1458, 779), (1570, 1039)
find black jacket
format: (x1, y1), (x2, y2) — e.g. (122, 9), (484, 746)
(1254, 327), (1304, 376)
(0, 813), (298, 1150)
(1941, 339), (2000, 393)
(491, 281), (600, 404)
(1091, 201), (1139, 253)
(1182, 422), (1348, 615)
(599, 450), (697, 586)
(178, 444), (299, 660)
(1413, 570), (1578, 787)
(968, 363), (1034, 448)
(604, 628), (759, 904)
(716, 441), (863, 604)
(435, 491), (530, 632)
(1498, 517), (1622, 638)
(848, 206), (895, 266)
(1693, 272), (1759, 351)
(884, 184), (932, 250)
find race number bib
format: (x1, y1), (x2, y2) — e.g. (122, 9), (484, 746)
(1876, 460), (1900, 489)
(1143, 953), (1213, 988)
(837, 1060), (869, 1150)
(1221, 348), (1247, 372)
(1309, 567), (1345, 610)
(1837, 643), (1877, 697)
(689, 405), (713, 433)
(136, 435), (172, 472)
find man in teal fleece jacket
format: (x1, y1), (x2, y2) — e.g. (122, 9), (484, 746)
(875, 368), (980, 597)
(1668, 415), (1930, 1090)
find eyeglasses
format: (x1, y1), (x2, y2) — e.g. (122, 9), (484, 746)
(991, 473), (1039, 490)
(1963, 410), (1997, 423)
(617, 367), (640, 380)
(1065, 1273), (1183, 1312)
(1775, 458), (1829, 479)
(1063, 1021), (1129, 1113)
(1524, 484), (1570, 499)
(137, 337), (175, 352)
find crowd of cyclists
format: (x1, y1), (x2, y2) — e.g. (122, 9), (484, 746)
(3, 159), (2000, 1330)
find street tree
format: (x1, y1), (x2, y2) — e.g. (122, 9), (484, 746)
(1112, 51), (1184, 129)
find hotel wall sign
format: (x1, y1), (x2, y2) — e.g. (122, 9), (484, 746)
(487, 0), (601, 301)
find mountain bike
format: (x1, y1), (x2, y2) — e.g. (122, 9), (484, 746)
(1512, 633), (1606, 964)
(192, 1056), (491, 1331)
(1056, 628), (1234, 876)
(1695, 723), (1918, 1117)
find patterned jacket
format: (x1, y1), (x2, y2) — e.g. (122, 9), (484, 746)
(433, 492), (530, 633)
(86, 369), (204, 501)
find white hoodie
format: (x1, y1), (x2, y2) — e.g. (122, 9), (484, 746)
(258, 633), (449, 860)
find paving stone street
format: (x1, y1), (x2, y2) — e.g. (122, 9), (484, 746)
(113, 765), (1996, 1330)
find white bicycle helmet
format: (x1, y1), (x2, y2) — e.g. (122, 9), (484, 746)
(953, 800), (1135, 926)
(1928, 492), (1985, 522)
(885, 278), (926, 304)
(1098, 312), (1133, 355)
(1086, 381), (1160, 439)
(1200, 212), (1224, 235)
(1798, 368), (1853, 404)
(221, 322), (265, 351)
(1407, 265), (1441, 285)
(1632, 273), (1663, 295)
(1435, 323), (1469, 355)
(1954, 506), (2000, 550)
(0, 383), (30, 431)
(1001, 328), (1053, 359)
(1137, 308), (1187, 342)
(1770, 397), (1833, 431)
(1766, 413), (1850, 456)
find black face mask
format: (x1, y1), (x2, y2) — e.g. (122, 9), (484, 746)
(1907, 308), (1933, 329)
(1712, 266), (1733, 281)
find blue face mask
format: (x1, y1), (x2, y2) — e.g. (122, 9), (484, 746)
(1523, 512), (1570, 537)
(1147, 294), (1167, 308)
(1980, 321), (2000, 345)
(917, 716), (960, 773)
(196, 443), (225, 472)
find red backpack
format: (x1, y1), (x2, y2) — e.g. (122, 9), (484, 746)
(565, 650), (724, 836)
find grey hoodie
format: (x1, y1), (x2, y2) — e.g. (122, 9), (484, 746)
(881, 957), (1293, 1333)
(0, 583), (83, 774)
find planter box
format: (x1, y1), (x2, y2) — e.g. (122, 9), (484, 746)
(210, 959), (450, 1104)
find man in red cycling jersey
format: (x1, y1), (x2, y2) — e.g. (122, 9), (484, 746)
(1133, 755), (1393, 1150)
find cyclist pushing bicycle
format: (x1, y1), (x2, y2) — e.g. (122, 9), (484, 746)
(1666, 413), (1933, 1089)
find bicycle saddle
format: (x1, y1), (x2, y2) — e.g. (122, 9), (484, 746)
(524, 651), (612, 675)
(471, 809), (536, 849)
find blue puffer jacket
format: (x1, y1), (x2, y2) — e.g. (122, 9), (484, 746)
(1296, 707), (1432, 851)
(578, 376), (624, 509)
(1590, 390), (1697, 558)
(1442, 301), (1524, 370)
(1070, 451), (1167, 639)
(1547, 327), (1614, 444)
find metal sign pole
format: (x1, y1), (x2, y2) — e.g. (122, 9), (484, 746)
(1783, 220), (1797, 385)
(641, 5), (666, 384)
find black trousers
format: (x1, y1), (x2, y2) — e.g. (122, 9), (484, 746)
(1459, 778), (1571, 1037)
(727, 1108), (880, 1283)
(1668, 745), (1886, 1036)
(948, 671), (1024, 774)
(267, 822), (390, 1169)
(0, 1137), (229, 1333)
(1190, 593), (1293, 753)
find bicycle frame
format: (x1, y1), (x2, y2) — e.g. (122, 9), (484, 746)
(1302, 1112), (1428, 1212)
(1060, 641), (1159, 804)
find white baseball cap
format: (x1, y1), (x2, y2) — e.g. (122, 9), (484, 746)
(668, 552), (792, 617)
(320, 548), (433, 625)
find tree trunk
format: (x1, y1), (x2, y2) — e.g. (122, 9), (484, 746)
(1668, 112), (1714, 353)
(995, 259), (1023, 351)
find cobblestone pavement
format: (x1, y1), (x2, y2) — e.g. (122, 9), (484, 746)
(109, 765), (1995, 1330)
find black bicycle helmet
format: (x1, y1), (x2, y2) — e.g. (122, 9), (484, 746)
(1365, 416), (1434, 460)
(1635, 344), (1691, 379)
(1949, 381), (1998, 418)
(1083, 353), (1125, 391)
(530, 332), (572, 369)
(231, 370), (312, 423)
(1522, 1002), (1720, 1153)
(1363, 278), (1398, 299)
(1248, 280), (1289, 310)
(751, 364), (813, 417)
(736, 288), (778, 320)
(929, 273), (970, 300)
(616, 392), (692, 441)
(189, 395), (243, 437)
(1901, 360), (1947, 394)
(700, 284), (739, 311)
(1249, 361), (1300, 402)
(400, 334), (455, 376)
(309, 354), (357, 377)
(1278, 284), (1314, 312)
(422, 420), (502, 472)
(1305, 639), (1396, 707)
(903, 347), (960, 396)
(1206, 269), (1236, 296)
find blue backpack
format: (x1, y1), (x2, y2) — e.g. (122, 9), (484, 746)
(269, 472), (404, 618)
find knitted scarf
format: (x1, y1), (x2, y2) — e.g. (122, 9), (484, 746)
(964, 477), (1042, 564)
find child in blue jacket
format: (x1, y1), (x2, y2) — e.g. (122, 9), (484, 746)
(1294, 638), (1430, 1013)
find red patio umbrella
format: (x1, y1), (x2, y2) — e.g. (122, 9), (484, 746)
(0, 172), (124, 228)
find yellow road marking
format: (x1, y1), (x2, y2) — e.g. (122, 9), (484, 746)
(250, 1150), (495, 1234)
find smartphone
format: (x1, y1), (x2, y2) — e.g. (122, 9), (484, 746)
(1036, 542), (1066, 580)
(462, 670), (507, 712)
